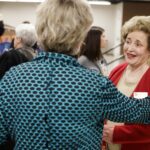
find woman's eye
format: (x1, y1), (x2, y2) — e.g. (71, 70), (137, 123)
(135, 42), (142, 47)
(125, 40), (130, 44)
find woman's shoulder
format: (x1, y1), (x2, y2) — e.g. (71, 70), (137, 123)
(78, 55), (93, 67)
(78, 56), (100, 73)
(112, 63), (127, 71)
(109, 63), (127, 76)
(78, 55), (89, 64)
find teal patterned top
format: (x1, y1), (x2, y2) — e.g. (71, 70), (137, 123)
(0, 52), (150, 150)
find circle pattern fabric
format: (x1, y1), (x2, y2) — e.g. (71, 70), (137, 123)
(0, 52), (147, 150)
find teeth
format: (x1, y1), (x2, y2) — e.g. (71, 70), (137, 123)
(127, 53), (136, 58)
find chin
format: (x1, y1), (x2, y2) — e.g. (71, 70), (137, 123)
(126, 60), (136, 66)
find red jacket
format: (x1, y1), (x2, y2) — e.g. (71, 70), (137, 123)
(109, 63), (150, 150)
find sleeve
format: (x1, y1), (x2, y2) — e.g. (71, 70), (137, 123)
(0, 92), (8, 145)
(113, 124), (150, 144)
(100, 78), (150, 124)
(0, 115), (8, 145)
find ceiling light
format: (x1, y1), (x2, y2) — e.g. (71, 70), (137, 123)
(88, 1), (111, 5)
(0, 0), (111, 5)
(0, 0), (44, 2)
(0, 0), (15, 1)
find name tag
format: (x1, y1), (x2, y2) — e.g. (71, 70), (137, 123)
(133, 92), (148, 99)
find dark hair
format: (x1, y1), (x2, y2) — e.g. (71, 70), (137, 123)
(22, 21), (30, 24)
(80, 26), (104, 62)
(0, 50), (29, 79)
(0, 20), (5, 36)
(9, 38), (14, 49)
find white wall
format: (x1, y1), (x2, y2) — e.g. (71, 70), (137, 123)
(113, 2), (123, 56)
(0, 2), (123, 51)
(0, 2), (38, 26)
(92, 5), (119, 48)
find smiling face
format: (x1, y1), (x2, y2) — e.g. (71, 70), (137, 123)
(123, 31), (150, 68)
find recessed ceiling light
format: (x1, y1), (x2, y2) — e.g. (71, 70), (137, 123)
(0, 0), (111, 5)
(88, 1), (111, 5)
(0, 0), (44, 2)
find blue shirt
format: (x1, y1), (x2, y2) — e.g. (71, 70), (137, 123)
(0, 52), (150, 150)
(0, 42), (11, 55)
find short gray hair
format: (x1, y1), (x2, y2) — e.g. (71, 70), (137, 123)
(36, 0), (93, 55)
(15, 23), (37, 47)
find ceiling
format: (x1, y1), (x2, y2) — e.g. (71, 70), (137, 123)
(0, 0), (149, 4)
(88, 0), (150, 4)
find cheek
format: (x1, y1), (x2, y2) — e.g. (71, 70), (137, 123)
(143, 51), (150, 59)
(137, 47), (148, 55)
(101, 38), (106, 47)
(147, 50), (150, 57)
(14, 39), (18, 48)
(123, 44), (128, 53)
(101, 40), (104, 45)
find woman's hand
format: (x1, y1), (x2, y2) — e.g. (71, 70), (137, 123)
(103, 124), (115, 144)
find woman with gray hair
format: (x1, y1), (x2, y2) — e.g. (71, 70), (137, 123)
(14, 23), (37, 60)
(0, 1), (150, 150)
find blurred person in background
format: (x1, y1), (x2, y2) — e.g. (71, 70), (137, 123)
(78, 26), (108, 76)
(0, 14), (11, 54)
(9, 21), (41, 53)
(13, 23), (38, 60)
(0, 49), (29, 80)
(0, 14), (5, 37)
(103, 16), (150, 150)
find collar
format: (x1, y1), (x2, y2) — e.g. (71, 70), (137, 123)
(34, 51), (79, 66)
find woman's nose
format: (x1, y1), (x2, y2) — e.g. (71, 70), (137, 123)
(127, 43), (135, 51)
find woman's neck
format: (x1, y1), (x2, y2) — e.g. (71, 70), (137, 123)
(124, 63), (149, 84)
(127, 62), (149, 73)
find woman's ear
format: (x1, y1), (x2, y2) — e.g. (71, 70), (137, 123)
(17, 37), (22, 43)
(147, 50), (150, 65)
(14, 37), (22, 49)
